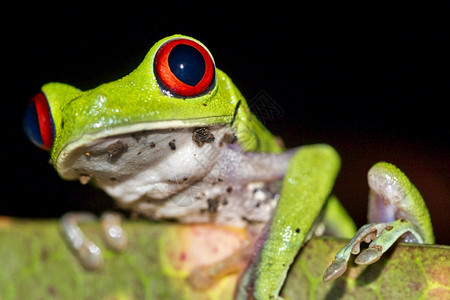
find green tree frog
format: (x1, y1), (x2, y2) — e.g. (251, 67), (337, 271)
(24, 35), (434, 299)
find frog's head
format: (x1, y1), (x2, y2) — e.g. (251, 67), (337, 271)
(24, 35), (280, 180)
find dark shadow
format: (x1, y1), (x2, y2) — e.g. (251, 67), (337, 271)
(324, 279), (347, 300)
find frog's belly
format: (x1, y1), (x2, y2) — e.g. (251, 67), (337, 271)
(96, 149), (280, 227)
(110, 180), (279, 227)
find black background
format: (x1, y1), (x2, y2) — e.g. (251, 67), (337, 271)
(3, 3), (449, 243)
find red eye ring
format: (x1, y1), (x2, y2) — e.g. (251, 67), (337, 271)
(154, 38), (215, 97)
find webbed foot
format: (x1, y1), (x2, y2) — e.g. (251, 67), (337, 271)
(323, 218), (423, 281)
(323, 162), (434, 281)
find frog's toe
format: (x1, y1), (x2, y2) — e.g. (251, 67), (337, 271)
(60, 212), (104, 270)
(76, 240), (104, 270)
(354, 247), (382, 265)
(323, 258), (348, 282)
(101, 212), (127, 251)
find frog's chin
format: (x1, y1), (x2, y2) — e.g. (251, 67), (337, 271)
(54, 119), (231, 182)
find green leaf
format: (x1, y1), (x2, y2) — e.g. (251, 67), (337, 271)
(0, 218), (448, 299)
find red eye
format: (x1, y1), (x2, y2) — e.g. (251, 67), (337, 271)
(154, 38), (215, 97)
(24, 92), (55, 150)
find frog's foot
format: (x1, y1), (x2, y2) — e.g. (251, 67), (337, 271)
(323, 162), (434, 282)
(60, 212), (127, 270)
(187, 242), (251, 290)
(323, 218), (423, 281)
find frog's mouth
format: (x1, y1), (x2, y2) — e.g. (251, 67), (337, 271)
(54, 118), (233, 181)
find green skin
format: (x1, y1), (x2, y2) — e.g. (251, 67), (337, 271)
(32, 35), (434, 299)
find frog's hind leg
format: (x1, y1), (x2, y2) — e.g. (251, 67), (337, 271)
(323, 162), (435, 282)
(60, 211), (127, 270)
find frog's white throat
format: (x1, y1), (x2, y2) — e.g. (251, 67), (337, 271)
(58, 124), (228, 187)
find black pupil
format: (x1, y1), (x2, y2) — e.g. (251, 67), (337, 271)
(168, 44), (205, 86)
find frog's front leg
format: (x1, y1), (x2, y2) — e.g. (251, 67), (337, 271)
(323, 162), (435, 281)
(236, 144), (341, 300)
(60, 212), (127, 270)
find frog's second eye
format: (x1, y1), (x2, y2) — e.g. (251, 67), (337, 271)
(154, 38), (215, 97)
(24, 92), (55, 151)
